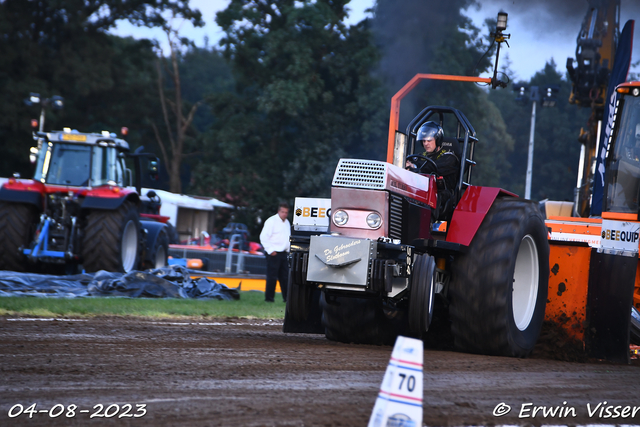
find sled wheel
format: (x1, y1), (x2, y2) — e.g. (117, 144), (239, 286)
(82, 200), (140, 273)
(408, 253), (436, 338)
(0, 202), (37, 272)
(449, 197), (549, 357)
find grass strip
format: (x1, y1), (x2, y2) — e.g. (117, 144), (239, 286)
(0, 291), (286, 319)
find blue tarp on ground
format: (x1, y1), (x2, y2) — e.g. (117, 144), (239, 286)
(0, 265), (240, 300)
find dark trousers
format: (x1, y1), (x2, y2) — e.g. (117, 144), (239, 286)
(265, 252), (289, 302)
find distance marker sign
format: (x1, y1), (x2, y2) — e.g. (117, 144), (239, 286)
(368, 336), (423, 427)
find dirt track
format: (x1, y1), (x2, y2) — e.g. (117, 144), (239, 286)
(1, 316), (640, 427)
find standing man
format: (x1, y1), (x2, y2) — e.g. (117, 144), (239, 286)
(259, 203), (291, 303)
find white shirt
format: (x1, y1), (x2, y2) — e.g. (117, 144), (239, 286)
(260, 213), (291, 254)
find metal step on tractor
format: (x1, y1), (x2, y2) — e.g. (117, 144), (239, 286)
(0, 127), (170, 274)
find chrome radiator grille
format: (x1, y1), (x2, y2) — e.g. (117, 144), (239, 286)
(389, 194), (403, 240)
(332, 159), (386, 189)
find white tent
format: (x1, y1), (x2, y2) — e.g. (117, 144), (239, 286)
(141, 188), (234, 241)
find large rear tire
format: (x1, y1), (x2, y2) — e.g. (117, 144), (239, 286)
(449, 197), (549, 357)
(320, 293), (400, 345)
(82, 201), (141, 273)
(0, 203), (36, 272)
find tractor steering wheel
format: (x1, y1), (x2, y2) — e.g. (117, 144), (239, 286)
(406, 154), (438, 174)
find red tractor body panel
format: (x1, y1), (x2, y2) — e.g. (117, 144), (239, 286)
(446, 186), (518, 247)
(2, 177), (137, 199)
(2, 178), (46, 193)
(331, 159), (437, 209)
(384, 165), (437, 209)
(140, 213), (170, 223)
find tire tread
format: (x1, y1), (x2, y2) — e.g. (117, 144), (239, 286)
(449, 197), (549, 357)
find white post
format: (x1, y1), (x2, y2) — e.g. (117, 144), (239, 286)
(39, 106), (46, 132)
(525, 100), (537, 200)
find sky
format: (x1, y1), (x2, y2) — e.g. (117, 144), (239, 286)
(110, 0), (640, 83)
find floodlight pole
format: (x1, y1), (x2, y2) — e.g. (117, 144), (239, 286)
(24, 93), (64, 132)
(525, 99), (537, 200)
(39, 106), (46, 132)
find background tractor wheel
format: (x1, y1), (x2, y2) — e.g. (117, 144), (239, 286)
(146, 229), (169, 270)
(0, 202), (36, 272)
(408, 253), (436, 338)
(449, 197), (549, 357)
(320, 293), (400, 345)
(165, 222), (180, 244)
(82, 201), (141, 273)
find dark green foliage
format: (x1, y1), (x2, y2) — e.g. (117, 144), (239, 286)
(371, 1), (515, 187)
(372, 0), (586, 201)
(0, 0), (590, 229)
(179, 46), (234, 133)
(192, 0), (387, 236)
(489, 61), (589, 200)
(0, 0), (202, 179)
(372, 0), (488, 91)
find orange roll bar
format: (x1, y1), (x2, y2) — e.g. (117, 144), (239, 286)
(386, 74), (492, 164)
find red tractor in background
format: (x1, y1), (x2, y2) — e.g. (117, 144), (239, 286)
(0, 127), (169, 274)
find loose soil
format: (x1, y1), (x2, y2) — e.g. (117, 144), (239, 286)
(1, 316), (640, 427)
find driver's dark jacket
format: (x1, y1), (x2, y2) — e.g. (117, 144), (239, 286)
(416, 148), (460, 191)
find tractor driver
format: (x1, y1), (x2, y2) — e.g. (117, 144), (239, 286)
(405, 121), (460, 191)
(406, 121), (460, 219)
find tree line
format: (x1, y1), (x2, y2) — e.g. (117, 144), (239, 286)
(0, 0), (589, 238)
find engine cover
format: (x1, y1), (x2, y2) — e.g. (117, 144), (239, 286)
(332, 158), (436, 209)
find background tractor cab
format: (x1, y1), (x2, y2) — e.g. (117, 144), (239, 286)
(33, 129), (129, 187)
(31, 127), (159, 194)
(0, 127), (169, 274)
(604, 87), (640, 214)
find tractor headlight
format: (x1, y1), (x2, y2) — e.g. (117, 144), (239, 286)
(333, 210), (349, 226)
(366, 212), (382, 229)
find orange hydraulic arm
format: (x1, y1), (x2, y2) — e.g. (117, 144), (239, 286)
(386, 74), (492, 164)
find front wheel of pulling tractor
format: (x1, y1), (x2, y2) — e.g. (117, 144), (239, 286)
(320, 293), (401, 346)
(408, 253), (436, 338)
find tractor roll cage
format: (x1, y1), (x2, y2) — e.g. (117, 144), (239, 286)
(385, 74), (490, 196)
(405, 106), (478, 196)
